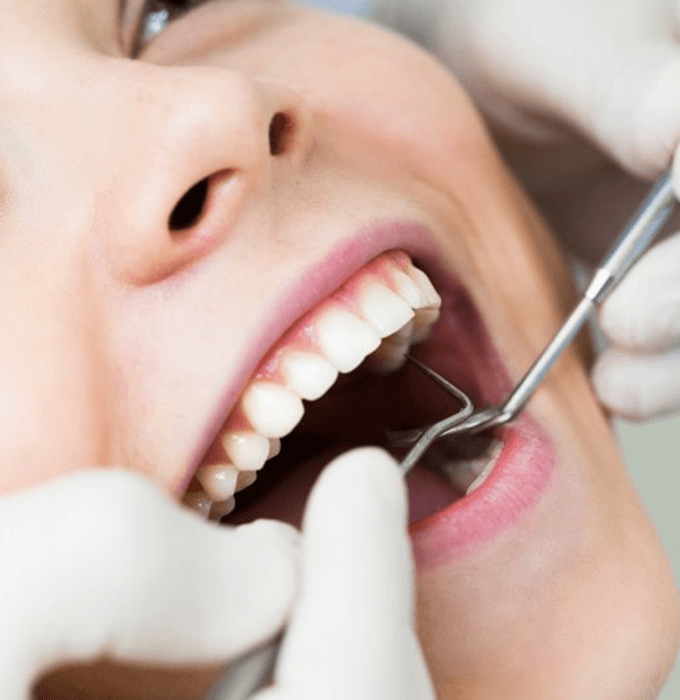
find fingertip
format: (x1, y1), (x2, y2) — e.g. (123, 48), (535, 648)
(236, 519), (301, 550)
(592, 350), (641, 419)
(673, 147), (680, 199)
(592, 349), (680, 420)
(201, 521), (300, 656)
(306, 447), (407, 529)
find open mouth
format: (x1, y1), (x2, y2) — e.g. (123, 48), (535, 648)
(181, 249), (515, 531)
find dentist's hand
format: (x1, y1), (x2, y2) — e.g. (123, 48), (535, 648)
(426, 0), (680, 419)
(253, 447), (436, 700)
(0, 469), (298, 700)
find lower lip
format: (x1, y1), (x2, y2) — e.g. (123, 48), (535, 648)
(408, 414), (556, 570)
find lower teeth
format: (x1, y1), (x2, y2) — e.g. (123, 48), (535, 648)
(426, 436), (504, 494)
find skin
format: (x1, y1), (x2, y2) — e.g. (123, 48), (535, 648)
(0, 1), (676, 698)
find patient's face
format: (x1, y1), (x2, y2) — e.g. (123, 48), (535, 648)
(2, 1), (677, 698)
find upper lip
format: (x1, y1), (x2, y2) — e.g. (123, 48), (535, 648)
(175, 219), (443, 496)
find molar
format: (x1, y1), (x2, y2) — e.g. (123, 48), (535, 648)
(412, 307), (441, 343)
(409, 266), (442, 308)
(389, 267), (429, 308)
(210, 497), (236, 521)
(182, 491), (213, 520)
(268, 438), (281, 458)
(236, 470), (257, 492)
(365, 320), (414, 375)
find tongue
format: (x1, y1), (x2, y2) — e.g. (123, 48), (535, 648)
(223, 445), (466, 529)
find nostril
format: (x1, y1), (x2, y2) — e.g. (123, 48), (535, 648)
(169, 178), (209, 232)
(268, 112), (293, 156)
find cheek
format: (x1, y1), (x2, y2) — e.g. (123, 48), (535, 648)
(0, 352), (105, 495)
(201, 10), (488, 183)
(0, 293), (106, 495)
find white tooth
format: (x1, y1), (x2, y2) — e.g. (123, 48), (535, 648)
(466, 451), (501, 494)
(182, 490), (213, 519)
(196, 463), (239, 502)
(357, 280), (415, 337)
(441, 459), (486, 493)
(390, 268), (429, 309)
(281, 351), (338, 400)
(411, 307), (441, 343)
(365, 338), (408, 375)
(268, 437), (281, 458)
(210, 497), (236, 521)
(222, 430), (270, 471)
(387, 319), (414, 345)
(315, 306), (381, 373)
(241, 380), (305, 438)
(236, 470), (257, 492)
(409, 266), (441, 308)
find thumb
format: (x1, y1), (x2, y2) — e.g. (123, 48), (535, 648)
(270, 447), (434, 700)
(0, 469), (298, 695)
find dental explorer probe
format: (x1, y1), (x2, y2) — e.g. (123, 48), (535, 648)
(205, 168), (677, 700)
(391, 167), (678, 465)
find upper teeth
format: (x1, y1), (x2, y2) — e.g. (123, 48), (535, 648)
(183, 251), (442, 519)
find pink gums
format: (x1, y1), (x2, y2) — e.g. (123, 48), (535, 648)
(205, 250), (414, 436)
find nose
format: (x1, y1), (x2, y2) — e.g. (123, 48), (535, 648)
(103, 66), (311, 285)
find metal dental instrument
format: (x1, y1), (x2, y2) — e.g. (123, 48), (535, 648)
(392, 168), (677, 457)
(205, 168), (677, 700)
(202, 377), (474, 700)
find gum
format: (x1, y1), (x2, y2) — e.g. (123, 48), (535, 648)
(211, 251), (418, 446)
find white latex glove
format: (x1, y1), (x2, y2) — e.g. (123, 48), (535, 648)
(592, 227), (680, 419)
(402, 0), (680, 420)
(0, 468), (298, 700)
(252, 447), (436, 700)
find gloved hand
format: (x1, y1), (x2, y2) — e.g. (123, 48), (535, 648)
(0, 449), (434, 700)
(0, 468), (298, 700)
(252, 448), (435, 700)
(423, 0), (680, 420)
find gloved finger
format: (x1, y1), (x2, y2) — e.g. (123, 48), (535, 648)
(270, 447), (435, 700)
(592, 347), (680, 420)
(598, 230), (680, 353)
(0, 469), (298, 691)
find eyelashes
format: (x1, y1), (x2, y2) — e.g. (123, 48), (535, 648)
(134, 0), (211, 53)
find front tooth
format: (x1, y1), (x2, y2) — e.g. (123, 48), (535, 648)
(182, 490), (213, 519)
(409, 266), (441, 308)
(280, 351), (338, 400)
(222, 431), (270, 471)
(241, 380), (305, 438)
(315, 306), (381, 373)
(196, 463), (239, 502)
(236, 470), (257, 492)
(357, 280), (415, 337)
